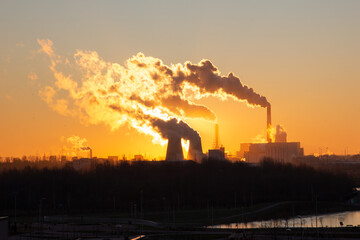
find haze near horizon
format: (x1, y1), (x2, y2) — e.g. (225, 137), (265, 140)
(0, 0), (359, 158)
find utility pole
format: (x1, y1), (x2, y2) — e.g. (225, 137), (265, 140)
(39, 200), (41, 224)
(316, 194), (319, 240)
(234, 192), (237, 209)
(140, 190), (143, 219)
(14, 192), (18, 223)
(13, 191), (18, 233)
(211, 204), (214, 226)
(39, 198), (46, 231)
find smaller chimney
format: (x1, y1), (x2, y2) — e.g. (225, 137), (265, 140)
(267, 104), (272, 143)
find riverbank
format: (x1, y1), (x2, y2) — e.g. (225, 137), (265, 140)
(8, 224), (360, 240)
(6, 200), (360, 229)
(140, 201), (360, 227)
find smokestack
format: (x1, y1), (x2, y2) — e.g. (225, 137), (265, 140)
(187, 134), (204, 162)
(80, 146), (92, 158)
(214, 123), (219, 149)
(165, 134), (184, 161)
(267, 104), (272, 143)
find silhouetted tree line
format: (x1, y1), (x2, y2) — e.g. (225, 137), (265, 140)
(0, 158), (354, 215)
(0, 159), (65, 173)
(293, 155), (360, 185)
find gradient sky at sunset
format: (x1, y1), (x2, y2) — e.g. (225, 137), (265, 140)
(1, 0), (359, 158)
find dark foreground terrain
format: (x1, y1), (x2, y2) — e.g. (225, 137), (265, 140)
(7, 221), (360, 240)
(1, 159), (358, 239)
(0, 159), (355, 212)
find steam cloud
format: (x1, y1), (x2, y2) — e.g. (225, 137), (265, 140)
(38, 39), (269, 146)
(275, 124), (287, 143)
(61, 135), (90, 157)
(152, 118), (200, 143)
(66, 135), (87, 149)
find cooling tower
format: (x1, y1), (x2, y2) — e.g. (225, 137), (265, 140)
(267, 104), (272, 143)
(187, 135), (204, 162)
(165, 134), (184, 161)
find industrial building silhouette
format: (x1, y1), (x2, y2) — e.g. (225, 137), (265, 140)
(164, 104), (303, 163)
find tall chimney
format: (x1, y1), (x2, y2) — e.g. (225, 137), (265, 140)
(214, 123), (219, 149)
(267, 104), (272, 143)
(165, 134), (184, 161)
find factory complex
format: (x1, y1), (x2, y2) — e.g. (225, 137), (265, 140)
(165, 104), (304, 163)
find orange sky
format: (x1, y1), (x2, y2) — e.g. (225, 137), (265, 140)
(0, 1), (359, 158)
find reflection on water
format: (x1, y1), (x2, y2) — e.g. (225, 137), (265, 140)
(212, 211), (360, 229)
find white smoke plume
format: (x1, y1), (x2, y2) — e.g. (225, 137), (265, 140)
(152, 118), (200, 143)
(66, 135), (88, 150)
(60, 135), (90, 157)
(275, 124), (287, 143)
(38, 39), (269, 145)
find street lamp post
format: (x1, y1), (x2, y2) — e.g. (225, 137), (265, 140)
(39, 197), (46, 231)
(297, 215), (302, 228)
(14, 192), (18, 223)
(13, 191), (18, 233)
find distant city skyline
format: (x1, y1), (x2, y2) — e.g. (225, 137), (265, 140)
(1, 0), (359, 158)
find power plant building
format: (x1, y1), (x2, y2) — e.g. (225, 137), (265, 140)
(208, 147), (226, 161)
(239, 142), (304, 163)
(238, 104), (304, 163)
(72, 158), (93, 171)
